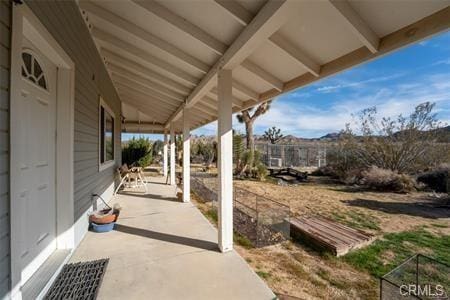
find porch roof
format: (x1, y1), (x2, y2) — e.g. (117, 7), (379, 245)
(78, 0), (450, 134)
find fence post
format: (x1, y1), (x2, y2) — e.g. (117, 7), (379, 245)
(416, 255), (419, 290)
(318, 146), (321, 168)
(256, 194), (259, 247)
(379, 278), (383, 300)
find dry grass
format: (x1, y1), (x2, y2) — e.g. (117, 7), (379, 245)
(191, 175), (450, 299)
(234, 176), (450, 235)
(235, 242), (378, 300)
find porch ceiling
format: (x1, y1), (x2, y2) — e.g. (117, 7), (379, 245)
(78, 0), (450, 134)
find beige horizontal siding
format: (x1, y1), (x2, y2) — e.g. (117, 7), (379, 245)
(0, 0), (122, 295)
(0, 1), (10, 297)
(25, 0), (122, 220)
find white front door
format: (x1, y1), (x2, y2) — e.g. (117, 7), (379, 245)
(16, 37), (57, 284)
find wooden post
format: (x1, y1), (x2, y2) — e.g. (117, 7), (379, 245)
(217, 68), (233, 252)
(183, 108), (190, 202)
(170, 124), (176, 185)
(163, 131), (168, 178)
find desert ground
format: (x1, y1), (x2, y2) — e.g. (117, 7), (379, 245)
(191, 174), (450, 299)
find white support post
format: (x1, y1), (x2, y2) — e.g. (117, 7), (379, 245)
(183, 108), (190, 202)
(217, 68), (233, 252)
(170, 124), (176, 186)
(163, 131), (168, 178)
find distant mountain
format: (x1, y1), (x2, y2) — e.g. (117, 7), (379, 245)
(255, 133), (341, 144)
(319, 132), (342, 140)
(433, 125), (450, 143)
(193, 126), (450, 144)
(392, 125), (450, 143)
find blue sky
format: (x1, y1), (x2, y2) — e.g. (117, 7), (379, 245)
(122, 31), (450, 141)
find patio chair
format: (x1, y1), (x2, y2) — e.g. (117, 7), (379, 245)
(113, 164), (147, 195)
(113, 164), (130, 195)
(129, 166), (148, 193)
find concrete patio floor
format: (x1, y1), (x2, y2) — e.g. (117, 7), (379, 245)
(70, 176), (275, 300)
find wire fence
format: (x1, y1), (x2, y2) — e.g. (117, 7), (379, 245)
(254, 143), (328, 168)
(191, 173), (290, 247)
(381, 254), (450, 300)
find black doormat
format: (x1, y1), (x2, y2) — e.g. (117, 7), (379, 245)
(44, 258), (109, 300)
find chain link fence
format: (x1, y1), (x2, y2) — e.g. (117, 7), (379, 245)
(191, 173), (290, 247)
(254, 143), (328, 168)
(381, 254), (450, 300)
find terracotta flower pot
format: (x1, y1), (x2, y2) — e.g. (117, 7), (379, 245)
(89, 209), (120, 224)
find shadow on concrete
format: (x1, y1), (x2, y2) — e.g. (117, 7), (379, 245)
(144, 180), (169, 186)
(115, 224), (219, 252)
(343, 198), (450, 219)
(119, 191), (180, 202)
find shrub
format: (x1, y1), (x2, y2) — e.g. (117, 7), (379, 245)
(122, 137), (153, 167)
(360, 166), (416, 193)
(325, 135), (364, 181)
(417, 164), (450, 193)
(345, 102), (446, 173)
(151, 140), (164, 162)
(235, 149), (268, 181)
(343, 168), (364, 185)
(311, 165), (337, 177)
(254, 163), (268, 181)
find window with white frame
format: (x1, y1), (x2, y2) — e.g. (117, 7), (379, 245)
(99, 97), (115, 170)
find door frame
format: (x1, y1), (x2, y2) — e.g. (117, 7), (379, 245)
(10, 3), (75, 299)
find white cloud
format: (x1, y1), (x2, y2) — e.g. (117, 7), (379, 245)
(193, 71), (450, 138)
(263, 73), (449, 136)
(315, 73), (404, 93)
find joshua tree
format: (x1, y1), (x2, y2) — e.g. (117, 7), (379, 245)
(236, 101), (272, 151)
(263, 126), (284, 144)
(236, 101), (271, 172)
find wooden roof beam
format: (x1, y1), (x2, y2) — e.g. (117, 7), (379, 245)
(232, 80), (258, 101)
(256, 7), (450, 105)
(214, 0), (285, 91)
(93, 28), (199, 86)
(132, 0), (227, 55)
(101, 50), (192, 95)
(241, 60), (283, 91)
(165, 0), (297, 128)
(117, 90), (180, 114)
(269, 33), (320, 77)
(112, 75), (183, 105)
(210, 87), (244, 107)
(121, 98), (172, 120)
(200, 96), (219, 111)
(214, 0), (253, 26)
(109, 64), (187, 100)
(122, 122), (165, 132)
(80, 1), (210, 73)
(118, 90), (179, 112)
(191, 106), (216, 119)
(328, 0), (379, 53)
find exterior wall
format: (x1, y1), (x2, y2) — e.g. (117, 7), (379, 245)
(0, 1), (11, 298)
(23, 0), (122, 246)
(4, 0), (121, 296)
